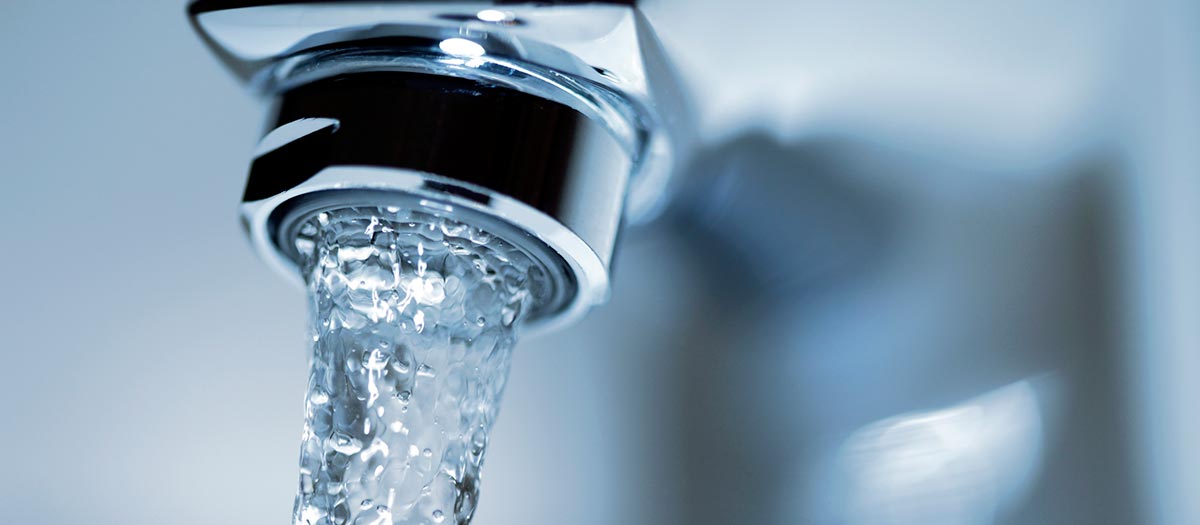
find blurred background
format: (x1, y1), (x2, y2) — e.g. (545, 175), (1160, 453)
(0, 0), (1196, 523)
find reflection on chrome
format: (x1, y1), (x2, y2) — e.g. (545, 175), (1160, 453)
(438, 38), (486, 58)
(475, 9), (513, 23)
(836, 379), (1050, 525)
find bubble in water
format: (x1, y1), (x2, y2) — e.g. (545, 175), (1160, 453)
(291, 206), (544, 525)
(407, 273), (447, 305)
(362, 349), (389, 371)
(391, 359), (411, 375)
(330, 433), (364, 455)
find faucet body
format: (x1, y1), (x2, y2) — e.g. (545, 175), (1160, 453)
(189, 0), (688, 330)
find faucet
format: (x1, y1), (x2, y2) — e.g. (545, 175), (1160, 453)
(189, 2), (691, 522)
(188, 0), (688, 332)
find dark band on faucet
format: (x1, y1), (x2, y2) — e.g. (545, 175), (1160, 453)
(245, 72), (582, 221)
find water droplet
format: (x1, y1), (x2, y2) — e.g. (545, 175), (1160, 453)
(362, 349), (389, 371)
(330, 501), (350, 524)
(391, 358), (411, 374)
(413, 310), (425, 332)
(432, 509), (445, 522)
(329, 433), (364, 455)
(417, 364), (436, 378)
(407, 273), (446, 306)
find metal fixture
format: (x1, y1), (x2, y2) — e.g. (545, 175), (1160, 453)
(188, 0), (688, 330)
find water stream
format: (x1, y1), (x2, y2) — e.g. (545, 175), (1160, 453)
(291, 207), (546, 525)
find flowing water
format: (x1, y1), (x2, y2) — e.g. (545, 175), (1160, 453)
(291, 206), (547, 525)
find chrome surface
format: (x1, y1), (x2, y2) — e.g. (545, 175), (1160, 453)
(188, 0), (688, 223)
(188, 0), (688, 328)
(241, 70), (631, 330)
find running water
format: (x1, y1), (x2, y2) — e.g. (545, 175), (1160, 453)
(292, 206), (547, 525)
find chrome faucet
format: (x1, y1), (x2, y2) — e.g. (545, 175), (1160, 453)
(189, 0), (689, 331)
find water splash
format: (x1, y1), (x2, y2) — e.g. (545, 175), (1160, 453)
(292, 207), (546, 525)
